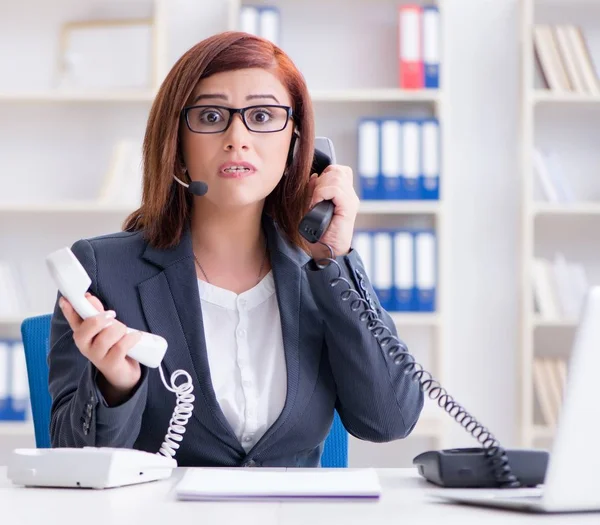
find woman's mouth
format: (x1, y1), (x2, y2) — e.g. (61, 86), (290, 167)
(218, 162), (256, 178)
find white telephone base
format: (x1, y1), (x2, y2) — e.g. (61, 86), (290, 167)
(8, 447), (177, 489)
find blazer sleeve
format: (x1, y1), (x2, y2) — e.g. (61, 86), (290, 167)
(48, 238), (150, 448)
(305, 248), (424, 442)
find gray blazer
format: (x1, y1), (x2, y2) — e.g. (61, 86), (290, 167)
(48, 214), (424, 467)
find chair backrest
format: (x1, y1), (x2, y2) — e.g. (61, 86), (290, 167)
(19, 314), (348, 465)
(321, 409), (348, 468)
(20, 314), (53, 448)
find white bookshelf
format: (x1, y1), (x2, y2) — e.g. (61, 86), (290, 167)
(0, 0), (448, 463)
(519, 0), (600, 448)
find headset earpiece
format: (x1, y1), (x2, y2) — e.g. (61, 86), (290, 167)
(286, 129), (300, 169)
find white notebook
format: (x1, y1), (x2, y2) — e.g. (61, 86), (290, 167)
(175, 468), (381, 501)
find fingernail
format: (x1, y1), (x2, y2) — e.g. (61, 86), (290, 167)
(58, 298), (64, 308)
(105, 311), (116, 319)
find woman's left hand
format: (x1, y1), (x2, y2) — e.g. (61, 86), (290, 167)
(307, 164), (360, 261)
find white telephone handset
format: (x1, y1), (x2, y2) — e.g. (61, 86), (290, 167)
(46, 247), (167, 368)
(8, 247), (195, 490)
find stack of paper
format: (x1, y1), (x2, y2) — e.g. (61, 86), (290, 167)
(175, 468), (381, 501)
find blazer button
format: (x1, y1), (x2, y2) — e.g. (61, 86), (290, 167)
(244, 459), (256, 467)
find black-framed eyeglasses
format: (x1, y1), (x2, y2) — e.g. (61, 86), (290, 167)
(181, 104), (294, 134)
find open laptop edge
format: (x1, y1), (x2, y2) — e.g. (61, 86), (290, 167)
(431, 286), (600, 514)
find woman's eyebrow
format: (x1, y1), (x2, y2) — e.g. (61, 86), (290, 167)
(246, 94), (280, 103)
(192, 93), (228, 103)
(192, 93), (281, 104)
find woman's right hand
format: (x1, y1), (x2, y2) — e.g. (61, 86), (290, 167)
(59, 293), (143, 406)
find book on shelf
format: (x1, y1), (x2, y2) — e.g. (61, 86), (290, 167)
(532, 148), (575, 204)
(532, 356), (567, 428)
(239, 5), (280, 46)
(533, 24), (600, 95)
(98, 139), (143, 206)
(532, 254), (588, 320)
(358, 117), (440, 201)
(353, 228), (436, 313)
(398, 5), (440, 89)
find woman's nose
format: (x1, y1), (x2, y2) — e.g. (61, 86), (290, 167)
(224, 113), (250, 151)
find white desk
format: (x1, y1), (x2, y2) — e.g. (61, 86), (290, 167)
(1, 467), (597, 524)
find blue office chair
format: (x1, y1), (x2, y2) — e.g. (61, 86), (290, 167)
(20, 314), (53, 449)
(321, 410), (348, 468)
(20, 314), (348, 466)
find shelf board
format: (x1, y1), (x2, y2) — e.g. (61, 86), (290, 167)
(0, 90), (156, 103)
(533, 316), (578, 328)
(0, 421), (34, 436)
(0, 89), (440, 104)
(0, 201), (136, 213)
(359, 200), (441, 215)
(310, 88), (440, 103)
(532, 202), (600, 216)
(531, 90), (600, 105)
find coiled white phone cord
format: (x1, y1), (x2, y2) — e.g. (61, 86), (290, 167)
(156, 364), (195, 459)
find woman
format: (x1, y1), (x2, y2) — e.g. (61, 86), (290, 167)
(48, 31), (424, 467)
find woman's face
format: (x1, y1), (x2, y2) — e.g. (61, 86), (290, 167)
(180, 68), (295, 211)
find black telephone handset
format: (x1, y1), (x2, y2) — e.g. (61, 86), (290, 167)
(301, 138), (548, 489)
(299, 137), (336, 244)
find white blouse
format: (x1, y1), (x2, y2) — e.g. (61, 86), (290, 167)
(197, 271), (287, 452)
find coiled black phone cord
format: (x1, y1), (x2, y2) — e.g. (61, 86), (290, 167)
(314, 241), (521, 489)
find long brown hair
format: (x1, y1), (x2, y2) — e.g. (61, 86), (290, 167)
(123, 31), (315, 250)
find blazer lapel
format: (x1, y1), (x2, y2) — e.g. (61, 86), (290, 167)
(250, 216), (311, 453)
(138, 228), (243, 453)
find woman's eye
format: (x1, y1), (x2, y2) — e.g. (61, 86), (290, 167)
(249, 109), (272, 123)
(199, 110), (224, 124)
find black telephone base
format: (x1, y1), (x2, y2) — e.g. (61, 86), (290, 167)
(413, 447), (550, 488)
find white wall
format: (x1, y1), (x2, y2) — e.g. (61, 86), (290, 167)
(444, 0), (521, 449)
